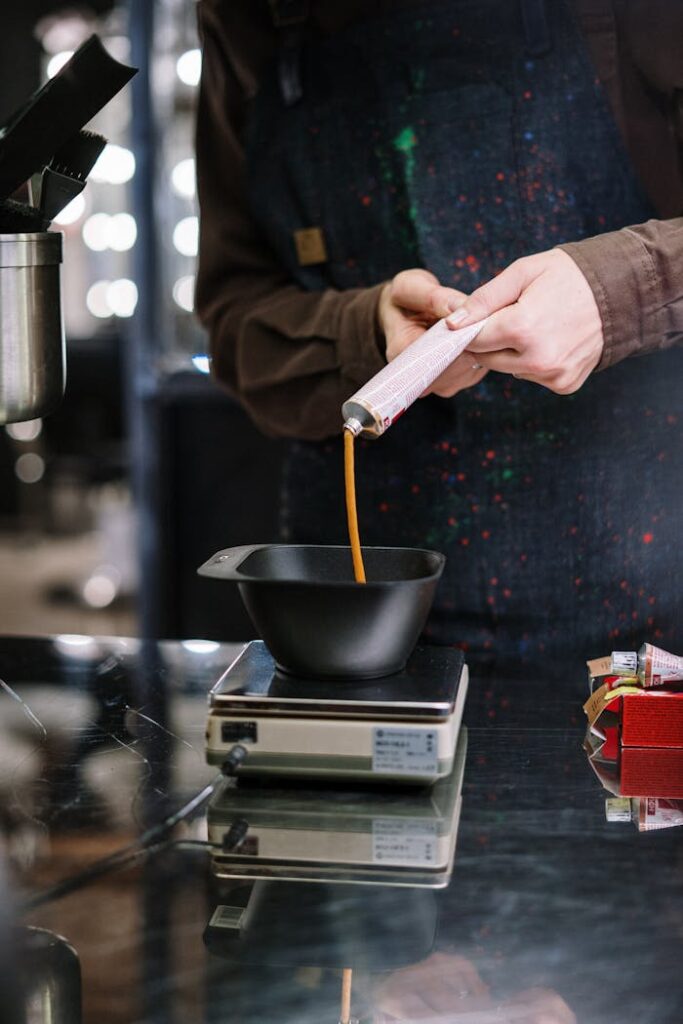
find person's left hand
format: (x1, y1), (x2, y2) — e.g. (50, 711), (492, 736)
(378, 269), (489, 394)
(442, 248), (604, 395)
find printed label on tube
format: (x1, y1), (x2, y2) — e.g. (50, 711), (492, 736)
(611, 650), (638, 676)
(342, 317), (488, 437)
(638, 643), (683, 687)
(636, 797), (683, 831)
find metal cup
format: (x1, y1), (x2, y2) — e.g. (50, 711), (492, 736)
(0, 232), (65, 424)
(17, 926), (82, 1024)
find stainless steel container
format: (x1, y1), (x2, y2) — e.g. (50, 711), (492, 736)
(18, 926), (82, 1024)
(0, 232), (65, 424)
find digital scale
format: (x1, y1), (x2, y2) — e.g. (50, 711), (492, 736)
(206, 641), (468, 785)
(208, 728), (467, 888)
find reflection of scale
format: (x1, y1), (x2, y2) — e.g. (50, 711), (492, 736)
(204, 880), (438, 971)
(208, 728), (467, 888)
(206, 641), (468, 784)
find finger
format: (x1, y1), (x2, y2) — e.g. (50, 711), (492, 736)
(503, 988), (576, 1024)
(375, 990), (430, 1017)
(446, 257), (536, 328)
(386, 315), (438, 361)
(429, 365), (487, 398)
(390, 268), (439, 311)
(426, 285), (467, 320)
(475, 349), (577, 392)
(465, 305), (528, 354)
(440, 955), (490, 997)
(474, 348), (525, 375)
(425, 350), (489, 395)
(419, 977), (481, 1013)
(391, 270), (467, 319)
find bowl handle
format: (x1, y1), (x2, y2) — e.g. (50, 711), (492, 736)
(197, 545), (267, 580)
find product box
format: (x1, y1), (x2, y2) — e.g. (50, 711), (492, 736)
(585, 652), (683, 811)
(584, 684), (683, 797)
(584, 684), (683, 749)
(605, 795), (683, 831)
(634, 796), (683, 831)
(585, 732), (683, 798)
(621, 690), (683, 747)
(619, 746), (683, 797)
(585, 679), (683, 798)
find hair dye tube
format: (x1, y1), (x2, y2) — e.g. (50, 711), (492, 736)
(610, 651), (638, 676)
(342, 317), (487, 438)
(638, 642), (683, 688)
(635, 797), (683, 832)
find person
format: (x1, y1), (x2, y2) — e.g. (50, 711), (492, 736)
(195, 0), (683, 676)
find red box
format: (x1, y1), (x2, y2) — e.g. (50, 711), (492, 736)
(585, 686), (683, 798)
(620, 691), (683, 748)
(619, 746), (683, 798)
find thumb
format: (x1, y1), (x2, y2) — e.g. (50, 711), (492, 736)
(446, 258), (534, 328)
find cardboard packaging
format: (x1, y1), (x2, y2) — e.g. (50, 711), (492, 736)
(584, 684), (683, 797)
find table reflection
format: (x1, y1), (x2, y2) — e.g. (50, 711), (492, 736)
(0, 636), (682, 1024)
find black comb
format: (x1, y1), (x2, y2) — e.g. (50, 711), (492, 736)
(51, 129), (107, 181)
(40, 130), (108, 222)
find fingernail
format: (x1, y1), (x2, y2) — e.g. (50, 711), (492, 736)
(446, 308), (468, 328)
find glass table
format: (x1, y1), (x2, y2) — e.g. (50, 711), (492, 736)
(2, 634), (681, 1024)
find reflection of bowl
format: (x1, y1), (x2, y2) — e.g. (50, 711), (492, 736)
(198, 544), (445, 679)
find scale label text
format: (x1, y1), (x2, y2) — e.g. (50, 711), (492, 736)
(372, 727), (438, 776)
(372, 818), (439, 866)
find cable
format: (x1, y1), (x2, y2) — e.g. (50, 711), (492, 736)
(21, 745), (249, 911)
(222, 817), (249, 852)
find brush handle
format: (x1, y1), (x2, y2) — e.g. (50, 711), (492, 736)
(0, 35), (135, 200)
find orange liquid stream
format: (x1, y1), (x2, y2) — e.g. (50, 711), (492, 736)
(340, 968), (353, 1024)
(344, 429), (366, 583)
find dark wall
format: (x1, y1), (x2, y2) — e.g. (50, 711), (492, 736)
(158, 377), (286, 641)
(0, 1), (115, 125)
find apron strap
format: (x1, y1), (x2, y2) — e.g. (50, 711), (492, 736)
(520, 0), (552, 56)
(269, 0), (310, 106)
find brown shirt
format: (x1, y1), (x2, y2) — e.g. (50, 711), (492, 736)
(195, 0), (683, 440)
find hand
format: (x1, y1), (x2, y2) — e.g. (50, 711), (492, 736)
(372, 951), (491, 1019)
(378, 269), (489, 395)
(447, 248), (604, 394)
(372, 969), (575, 1023)
(496, 987), (577, 1024)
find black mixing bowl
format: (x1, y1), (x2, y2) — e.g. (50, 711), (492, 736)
(197, 544), (445, 679)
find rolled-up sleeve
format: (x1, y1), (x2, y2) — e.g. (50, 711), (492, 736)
(558, 218), (683, 370)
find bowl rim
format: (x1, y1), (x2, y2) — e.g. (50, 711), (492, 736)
(197, 543), (446, 587)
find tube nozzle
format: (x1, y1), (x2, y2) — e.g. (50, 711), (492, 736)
(343, 417), (363, 437)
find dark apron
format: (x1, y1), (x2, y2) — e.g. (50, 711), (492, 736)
(245, 0), (683, 675)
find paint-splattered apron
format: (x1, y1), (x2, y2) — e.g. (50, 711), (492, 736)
(245, 0), (683, 675)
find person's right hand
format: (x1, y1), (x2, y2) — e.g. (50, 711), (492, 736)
(372, 968), (576, 1023)
(378, 268), (489, 393)
(371, 951), (491, 1019)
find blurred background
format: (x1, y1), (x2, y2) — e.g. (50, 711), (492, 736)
(0, 0), (285, 643)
